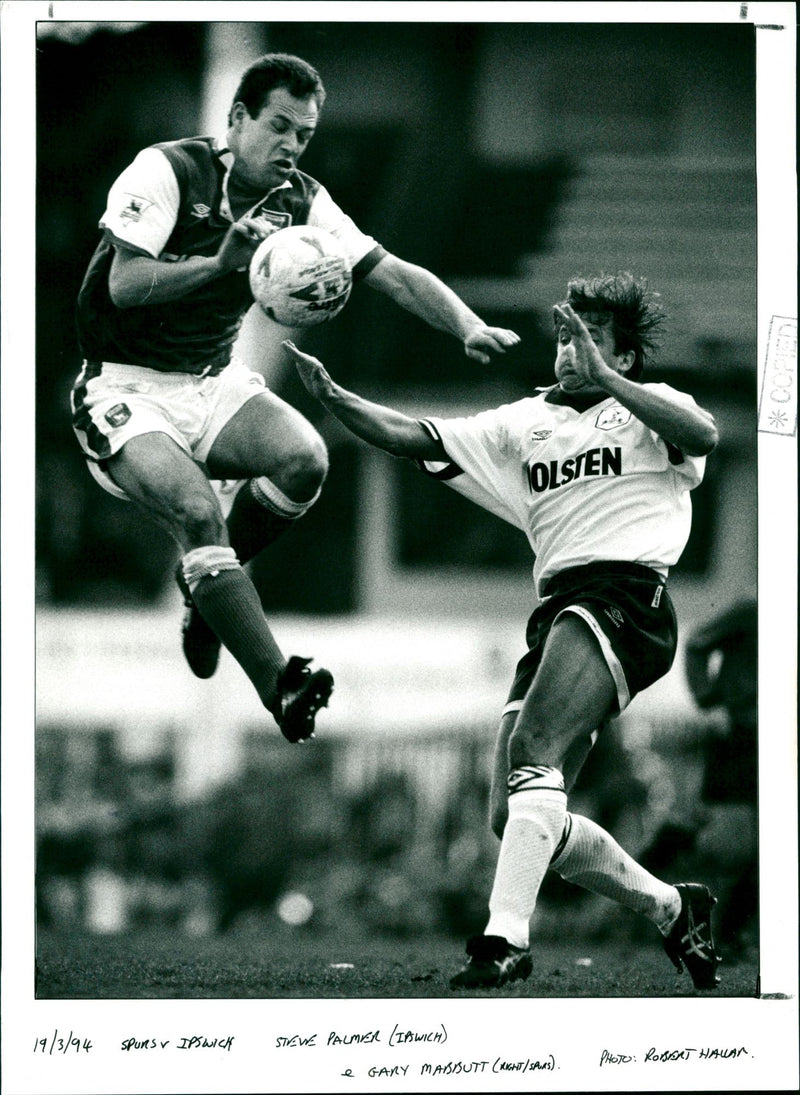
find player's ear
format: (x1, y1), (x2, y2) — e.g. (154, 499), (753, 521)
(229, 102), (247, 128)
(616, 350), (636, 375)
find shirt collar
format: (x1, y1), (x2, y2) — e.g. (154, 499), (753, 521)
(544, 384), (610, 412)
(216, 148), (292, 221)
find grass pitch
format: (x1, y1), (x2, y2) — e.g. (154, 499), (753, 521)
(35, 927), (759, 999)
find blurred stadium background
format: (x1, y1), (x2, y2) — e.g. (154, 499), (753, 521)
(36, 21), (757, 958)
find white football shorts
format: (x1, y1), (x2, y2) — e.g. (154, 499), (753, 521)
(71, 358), (266, 503)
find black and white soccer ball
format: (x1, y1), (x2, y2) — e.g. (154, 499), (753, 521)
(249, 225), (352, 328)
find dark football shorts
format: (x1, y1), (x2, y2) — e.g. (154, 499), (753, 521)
(505, 561), (678, 716)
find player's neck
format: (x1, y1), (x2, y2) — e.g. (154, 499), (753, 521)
(546, 386), (609, 412)
(228, 169), (268, 205)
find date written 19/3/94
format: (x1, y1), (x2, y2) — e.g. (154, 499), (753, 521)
(34, 1030), (93, 1054)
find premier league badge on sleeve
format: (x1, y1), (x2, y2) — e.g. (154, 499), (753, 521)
(596, 405), (632, 430)
(119, 194), (152, 223)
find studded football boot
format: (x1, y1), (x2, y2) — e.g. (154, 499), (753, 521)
(664, 883), (721, 989)
(268, 656), (334, 743)
(450, 934), (533, 990)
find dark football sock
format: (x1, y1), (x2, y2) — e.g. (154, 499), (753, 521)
(189, 566), (286, 707)
(226, 480), (296, 565)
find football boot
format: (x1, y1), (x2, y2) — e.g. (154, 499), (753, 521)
(663, 883), (721, 989)
(269, 656), (334, 743)
(450, 934), (533, 989)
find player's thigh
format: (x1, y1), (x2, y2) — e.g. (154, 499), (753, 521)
(205, 389), (327, 484)
(107, 431), (227, 549)
(511, 612), (618, 768)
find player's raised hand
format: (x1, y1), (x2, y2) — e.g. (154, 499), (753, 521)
(217, 217), (274, 273)
(464, 325), (521, 365)
(552, 303), (610, 384)
(283, 340), (335, 401)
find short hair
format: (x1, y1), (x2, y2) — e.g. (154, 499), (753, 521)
(228, 53), (326, 124)
(556, 272), (666, 381)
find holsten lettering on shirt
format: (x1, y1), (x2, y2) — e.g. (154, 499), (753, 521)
(527, 446), (622, 493)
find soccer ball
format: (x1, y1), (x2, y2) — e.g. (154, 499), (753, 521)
(249, 225), (352, 327)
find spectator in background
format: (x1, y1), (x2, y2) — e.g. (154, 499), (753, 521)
(71, 52), (519, 744)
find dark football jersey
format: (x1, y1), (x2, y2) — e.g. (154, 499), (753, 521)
(76, 138), (382, 374)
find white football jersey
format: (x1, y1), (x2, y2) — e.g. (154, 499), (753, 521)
(421, 384), (706, 596)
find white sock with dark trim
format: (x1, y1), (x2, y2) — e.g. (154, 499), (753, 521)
(484, 766), (567, 949)
(551, 812), (681, 934)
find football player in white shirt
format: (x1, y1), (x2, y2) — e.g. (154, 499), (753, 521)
(73, 54), (519, 744)
(284, 272), (723, 990)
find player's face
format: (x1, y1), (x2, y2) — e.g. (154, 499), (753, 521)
(554, 318), (630, 392)
(228, 87), (319, 190)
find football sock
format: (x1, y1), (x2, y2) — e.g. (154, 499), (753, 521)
(226, 476), (321, 565)
(182, 545), (286, 708)
(484, 766), (567, 949)
(550, 812), (681, 934)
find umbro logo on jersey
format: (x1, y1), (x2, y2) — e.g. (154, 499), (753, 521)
(596, 405), (632, 430)
(190, 203), (211, 218)
(531, 430), (552, 441)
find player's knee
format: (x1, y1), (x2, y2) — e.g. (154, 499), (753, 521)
(301, 430), (329, 491)
(175, 491), (227, 547)
(507, 720), (553, 769)
(275, 429), (328, 502)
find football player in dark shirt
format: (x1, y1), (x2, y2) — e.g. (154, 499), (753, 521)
(72, 53), (519, 742)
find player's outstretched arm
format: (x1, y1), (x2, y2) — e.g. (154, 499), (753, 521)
(108, 217), (270, 308)
(363, 253), (520, 365)
(554, 303), (719, 457)
(283, 341), (446, 460)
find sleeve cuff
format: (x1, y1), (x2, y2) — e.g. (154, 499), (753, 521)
(415, 420), (464, 479)
(352, 244), (388, 281)
(102, 227), (159, 258)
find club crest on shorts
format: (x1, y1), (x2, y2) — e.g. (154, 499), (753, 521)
(105, 403), (132, 427)
(596, 405), (632, 430)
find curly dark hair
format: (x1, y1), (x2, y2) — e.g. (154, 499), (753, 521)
(556, 272), (667, 381)
(228, 53), (326, 124)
